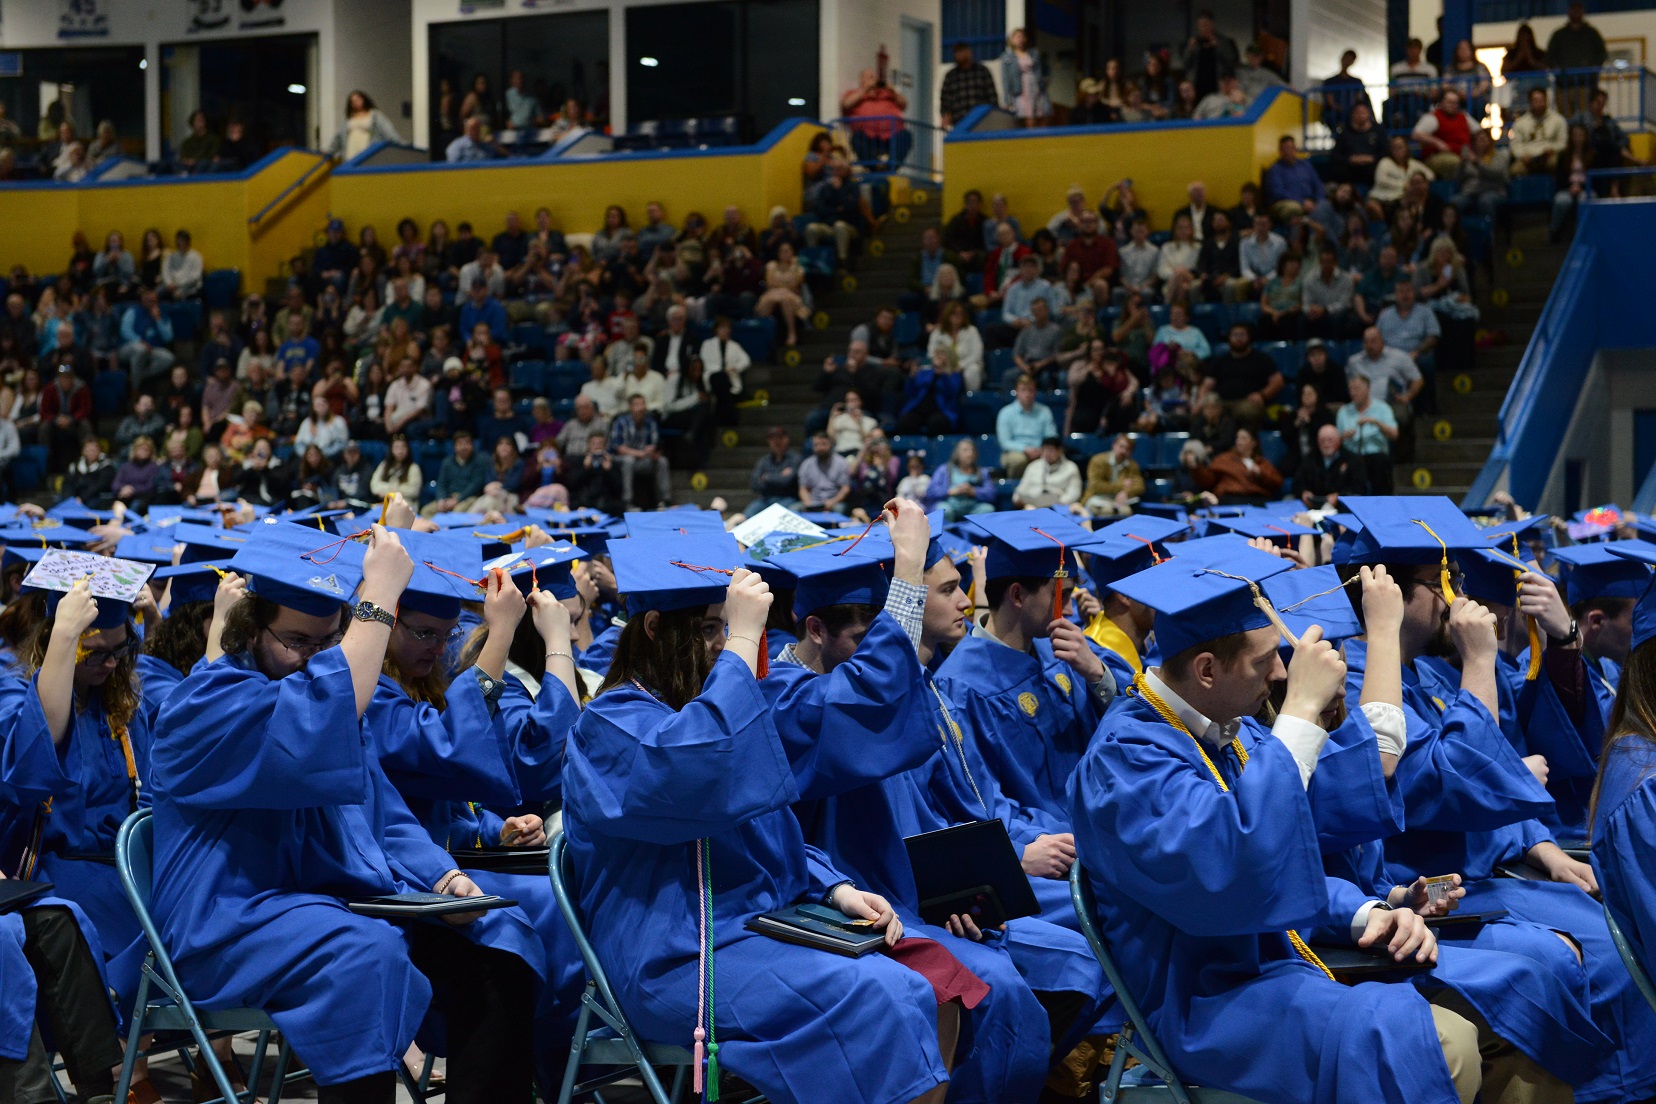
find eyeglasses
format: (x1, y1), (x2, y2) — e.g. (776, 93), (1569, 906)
(398, 623), (465, 645)
(79, 639), (137, 666)
(263, 627), (344, 656)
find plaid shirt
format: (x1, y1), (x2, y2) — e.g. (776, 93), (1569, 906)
(940, 63), (999, 123)
(609, 412), (659, 452)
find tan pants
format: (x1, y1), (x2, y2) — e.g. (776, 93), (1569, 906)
(1429, 989), (1573, 1104)
(1001, 450), (1031, 478)
(1426, 151), (1462, 180)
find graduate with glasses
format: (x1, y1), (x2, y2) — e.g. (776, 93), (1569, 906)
(1333, 496), (1656, 1104)
(564, 529), (981, 1104)
(148, 522), (542, 1104)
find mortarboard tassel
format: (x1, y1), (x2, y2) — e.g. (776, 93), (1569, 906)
(1512, 535), (1543, 681)
(1030, 526), (1070, 624)
(1410, 519), (1458, 607)
(669, 561), (768, 677)
(1201, 568), (1299, 647)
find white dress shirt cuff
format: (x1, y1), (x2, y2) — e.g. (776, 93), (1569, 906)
(1270, 713), (1331, 789)
(1360, 701), (1408, 760)
(1351, 900), (1388, 942)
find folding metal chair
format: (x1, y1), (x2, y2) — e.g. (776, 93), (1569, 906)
(1603, 903), (1656, 1017)
(549, 830), (767, 1104)
(1069, 861), (1265, 1103)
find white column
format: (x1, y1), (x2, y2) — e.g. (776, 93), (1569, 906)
(609, 5), (628, 133)
(144, 42), (162, 162)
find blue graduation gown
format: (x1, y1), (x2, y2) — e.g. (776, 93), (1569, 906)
(494, 669), (580, 804)
(1373, 657), (1656, 1103)
(1324, 832), (1611, 1085)
(578, 622), (622, 678)
(789, 660), (1111, 1104)
(148, 649), (544, 1086)
(563, 651), (950, 1104)
(1592, 733), (1656, 995)
(1069, 693), (1463, 1104)
(935, 633), (1106, 830)
(136, 653), (184, 737)
(0, 674), (150, 1005)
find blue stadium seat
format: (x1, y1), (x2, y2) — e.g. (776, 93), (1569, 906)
(1328, 339), (1361, 367)
(800, 244), (837, 275)
(1035, 389), (1067, 422)
(1065, 433), (1110, 460)
(11, 445), (47, 493)
(894, 311), (923, 347)
(1509, 175), (1553, 205)
(960, 391), (1000, 435)
(965, 272), (984, 296)
(509, 360), (546, 394)
(202, 269), (240, 311)
(510, 323), (548, 354)
(92, 371), (129, 418)
(987, 348), (1018, 388)
(1191, 303), (1227, 343)
(734, 318), (776, 363)
(929, 435), (967, 468)
(699, 116), (741, 146)
(1154, 433), (1191, 468)
(1147, 304), (1170, 329)
(546, 362), (591, 401)
(355, 440), (388, 469)
(1230, 302), (1262, 330)
(1257, 430), (1287, 468)
(994, 479), (1017, 510)
(1260, 341), (1300, 379)
(974, 308), (1002, 332)
(552, 398), (576, 419)
(163, 300), (202, 343)
(1130, 434), (1157, 467)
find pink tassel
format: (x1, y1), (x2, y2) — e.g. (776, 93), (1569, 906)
(693, 1027), (706, 1094)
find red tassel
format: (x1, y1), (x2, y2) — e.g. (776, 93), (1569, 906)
(757, 630), (769, 678)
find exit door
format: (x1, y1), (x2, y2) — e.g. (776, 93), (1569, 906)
(898, 18), (933, 126)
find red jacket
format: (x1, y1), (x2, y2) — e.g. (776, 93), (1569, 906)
(40, 378), (91, 424)
(984, 244), (1032, 296)
(1430, 108), (1472, 154)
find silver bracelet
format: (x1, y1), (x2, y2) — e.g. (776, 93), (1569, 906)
(728, 633), (762, 649)
(546, 650), (574, 662)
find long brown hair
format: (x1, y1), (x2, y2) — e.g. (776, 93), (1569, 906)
(596, 606), (714, 710)
(384, 651), (449, 712)
(141, 600), (212, 676)
(457, 614), (591, 705)
(1590, 642), (1656, 837)
(19, 614), (139, 733)
(0, 592), (45, 654)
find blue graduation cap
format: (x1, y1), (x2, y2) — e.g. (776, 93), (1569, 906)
(1332, 496), (1488, 566)
(1111, 553), (1292, 660)
(21, 550), (156, 630)
(484, 542), (589, 601)
(115, 534), (183, 566)
(1459, 544), (1537, 607)
(1479, 515), (1555, 548)
(795, 511), (862, 528)
(609, 532), (744, 615)
(145, 505), (225, 528)
(523, 506), (613, 527)
(1163, 534), (1291, 576)
(1261, 564), (1363, 644)
(1, 544), (51, 572)
(284, 508), (355, 535)
(428, 511), (487, 530)
(170, 523), (253, 564)
(228, 521), (363, 616)
(1093, 513), (1191, 549)
(154, 561), (232, 608)
(538, 525), (612, 558)
(45, 501), (119, 529)
(1601, 542), (1656, 653)
(1132, 502), (1189, 523)
(0, 522), (102, 551)
(625, 509), (728, 537)
(1202, 511), (1318, 546)
(960, 511), (1091, 581)
(762, 540), (892, 620)
(1553, 541), (1656, 604)
(399, 530), (494, 619)
(1080, 536), (1157, 594)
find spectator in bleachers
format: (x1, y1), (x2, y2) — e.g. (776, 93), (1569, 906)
(984, 193), (1023, 251)
(1172, 182), (1216, 242)
(136, 229), (167, 291)
(1237, 213), (1287, 299)
(78, 287), (121, 373)
(1199, 321), (1281, 431)
(216, 118), (261, 171)
(1139, 51), (1174, 116)
(1412, 88), (1473, 179)
(1061, 209), (1120, 301)
(806, 161), (865, 264)
(828, 390), (878, 457)
(1046, 185), (1091, 244)
(198, 357), (246, 441)
(328, 90), (402, 162)
(610, 393), (672, 509)
(1067, 342), (1138, 436)
(897, 347), (964, 435)
(1551, 122), (1597, 240)
(275, 311), (318, 379)
(1413, 237), (1474, 315)
(848, 433), (898, 511)
(367, 433), (421, 501)
(1336, 372), (1396, 492)
(198, 311), (241, 377)
(852, 307), (906, 371)
(924, 437), (995, 521)
(758, 206), (803, 266)
(1082, 432), (1146, 516)
(1182, 11), (1239, 101)
(54, 143), (88, 183)
(1277, 379), (1335, 473)
(1547, 1), (1607, 114)
(155, 433), (197, 503)
(1320, 50), (1373, 135)
(927, 301), (985, 391)
(92, 232), (136, 300)
(1577, 88), (1632, 169)
(579, 357), (624, 419)
(568, 429), (623, 514)
(1295, 422), (1366, 508)
(940, 42), (1000, 128)
(1375, 279), (1440, 372)
(947, 187), (993, 274)
(1353, 244), (1403, 326)
(1298, 338), (1349, 407)
(491, 210), (530, 271)
(999, 27), (1052, 126)
(547, 392), (601, 461)
(115, 393), (166, 458)
(1443, 40), (1493, 125)
(1155, 215), (1200, 303)
(662, 360), (713, 465)
(1330, 102), (1384, 190)
(1133, 360), (1191, 438)
(331, 439), (373, 508)
(1012, 436), (1080, 509)
(746, 426), (800, 514)
(42, 324), (92, 384)
(1337, 213), (1378, 277)
(1193, 75), (1249, 120)
(1387, 38), (1438, 129)
(649, 305), (695, 376)
(393, 217), (425, 268)
(1012, 297), (1063, 388)
(1193, 425), (1282, 503)
(1300, 246), (1355, 339)
(446, 115), (503, 162)
(976, 222), (1031, 316)
(755, 241), (810, 347)
(230, 437), (289, 506)
(1451, 128), (1512, 223)
(119, 289), (177, 390)
(632, 201), (674, 259)
(384, 353), (435, 439)
(61, 437), (115, 508)
(383, 277), (424, 335)
(1071, 78), (1118, 126)
(420, 429), (490, 515)
(187, 441), (232, 504)
(621, 344), (668, 417)
(1115, 219), (1160, 304)
(1152, 300), (1211, 369)
(159, 360), (201, 426)
(1169, 79), (1201, 120)
(912, 226), (957, 296)
(1510, 87), (1568, 175)
(605, 237), (650, 301)
(458, 276), (508, 346)
(1346, 325), (1423, 441)
(295, 393), (351, 459)
(1307, 182), (1359, 247)
(502, 71), (543, 131)
(841, 68), (911, 166)
(1196, 210), (1246, 303)
(996, 374), (1056, 477)
(290, 444), (336, 510)
(8, 368), (41, 447)
(457, 248), (506, 302)
(925, 263), (968, 329)
(894, 449), (931, 501)
(177, 110), (219, 171)
(797, 431), (852, 514)
(698, 315), (751, 427)
(1263, 135), (1324, 222)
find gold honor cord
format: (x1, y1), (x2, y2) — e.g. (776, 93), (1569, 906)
(1131, 672), (1336, 982)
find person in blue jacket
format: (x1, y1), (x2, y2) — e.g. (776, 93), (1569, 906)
(148, 521), (542, 1104)
(564, 529), (976, 1104)
(1073, 551), (1574, 1104)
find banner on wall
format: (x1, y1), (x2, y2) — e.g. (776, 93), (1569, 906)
(189, 0), (286, 34)
(58, 0), (110, 39)
(239, 0), (286, 31)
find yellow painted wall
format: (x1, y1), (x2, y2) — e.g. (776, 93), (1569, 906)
(0, 151), (333, 298)
(331, 121), (828, 244)
(943, 90), (1309, 230)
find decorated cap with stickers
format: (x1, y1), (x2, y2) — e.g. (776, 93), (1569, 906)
(22, 549), (156, 629)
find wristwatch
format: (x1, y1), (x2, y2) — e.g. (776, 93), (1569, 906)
(1548, 619), (1580, 648)
(353, 600), (396, 629)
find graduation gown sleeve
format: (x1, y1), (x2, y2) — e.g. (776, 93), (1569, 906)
(1308, 705), (1406, 852)
(762, 614), (936, 799)
(0, 674), (72, 808)
(365, 674), (520, 806)
(563, 650), (799, 845)
(1591, 737), (1656, 983)
(494, 671), (579, 802)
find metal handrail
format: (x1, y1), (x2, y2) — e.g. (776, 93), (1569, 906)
(825, 115), (947, 183)
(247, 152), (333, 227)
